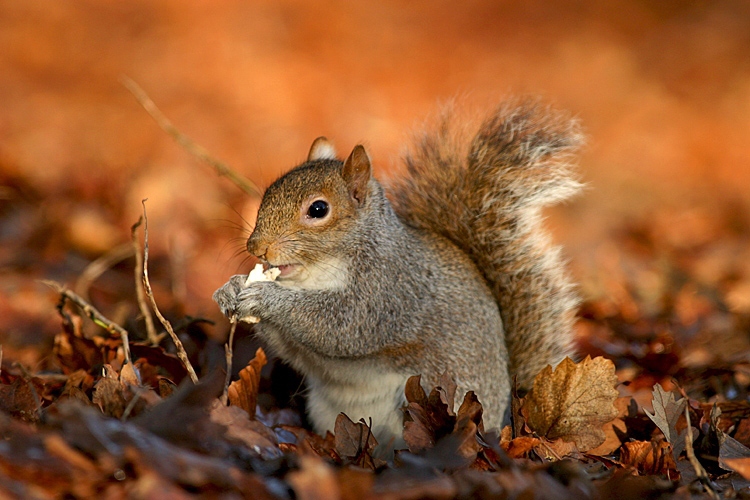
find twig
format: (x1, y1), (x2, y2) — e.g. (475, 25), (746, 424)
(131, 217), (161, 345)
(140, 199), (199, 384)
(120, 76), (262, 199)
(41, 280), (132, 366)
(221, 318), (239, 405)
(121, 387), (146, 422)
(74, 242), (134, 302)
(684, 404), (720, 499)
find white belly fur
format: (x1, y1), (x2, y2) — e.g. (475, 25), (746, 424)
(305, 369), (409, 450)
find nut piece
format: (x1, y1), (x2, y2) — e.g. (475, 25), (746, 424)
(242, 263), (280, 323)
(245, 263), (280, 286)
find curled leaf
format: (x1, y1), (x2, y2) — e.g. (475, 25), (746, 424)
(227, 348), (267, 418)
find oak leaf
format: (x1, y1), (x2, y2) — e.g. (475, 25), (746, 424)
(227, 348), (267, 418)
(644, 383), (687, 458)
(522, 356), (618, 451)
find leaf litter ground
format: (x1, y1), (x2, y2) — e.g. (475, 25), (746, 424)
(1, 208), (750, 499)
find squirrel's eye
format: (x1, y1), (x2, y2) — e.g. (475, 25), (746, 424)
(307, 200), (329, 219)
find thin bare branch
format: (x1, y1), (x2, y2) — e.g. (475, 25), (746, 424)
(131, 217), (161, 345)
(684, 403), (720, 499)
(120, 75), (262, 199)
(221, 318), (238, 405)
(42, 280), (132, 366)
(140, 199), (199, 384)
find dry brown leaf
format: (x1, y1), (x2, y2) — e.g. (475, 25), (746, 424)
(644, 383), (687, 458)
(227, 347), (267, 418)
(620, 440), (678, 477)
(0, 378), (40, 423)
(210, 404), (281, 460)
(92, 365), (128, 419)
(587, 397), (631, 456)
(53, 330), (104, 374)
(535, 438), (579, 459)
(719, 433), (750, 473)
(338, 467), (375, 500)
(522, 356), (619, 451)
(287, 455), (341, 500)
(334, 413), (378, 469)
(119, 362), (141, 386)
(453, 391), (484, 460)
(723, 457), (750, 479)
(501, 436), (541, 458)
(403, 374), (456, 453)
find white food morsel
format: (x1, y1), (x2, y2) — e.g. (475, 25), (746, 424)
(241, 263), (280, 323)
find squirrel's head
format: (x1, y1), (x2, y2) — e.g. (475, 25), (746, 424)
(247, 137), (373, 286)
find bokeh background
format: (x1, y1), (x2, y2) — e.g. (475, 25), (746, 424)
(2, 1), (749, 368)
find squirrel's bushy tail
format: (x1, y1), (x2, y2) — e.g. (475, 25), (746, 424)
(389, 99), (582, 391)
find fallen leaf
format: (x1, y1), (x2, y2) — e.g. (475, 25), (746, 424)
(719, 433), (750, 473)
(287, 455), (342, 500)
(587, 397), (631, 456)
(0, 378), (40, 423)
(735, 417), (750, 447)
(403, 374), (457, 453)
(436, 370), (457, 416)
(502, 436), (540, 458)
(723, 457), (750, 479)
(535, 437), (579, 459)
(596, 468), (678, 499)
(453, 391), (483, 460)
(132, 370), (226, 452)
(53, 330), (104, 374)
(644, 383), (687, 458)
(91, 365), (128, 419)
(119, 361), (141, 386)
(522, 356), (619, 451)
(338, 467), (375, 500)
(227, 347), (267, 418)
(280, 426), (340, 461)
(210, 404), (281, 460)
(334, 413), (378, 469)
(620, 440), (678, 477)
(130, 343), (189, 384)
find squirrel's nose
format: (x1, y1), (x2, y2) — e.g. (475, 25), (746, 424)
(246, 235), (267, 259)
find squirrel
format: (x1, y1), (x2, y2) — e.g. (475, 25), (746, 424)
(213, 99), (582, 448)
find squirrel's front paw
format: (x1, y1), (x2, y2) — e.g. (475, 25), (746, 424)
(212, 275), (247, 319)
(235, 281), (275, 321)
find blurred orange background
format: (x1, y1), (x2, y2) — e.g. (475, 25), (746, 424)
(1, 1), (749, 364)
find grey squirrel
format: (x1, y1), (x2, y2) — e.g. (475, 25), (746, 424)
(213, 99), (582, 447)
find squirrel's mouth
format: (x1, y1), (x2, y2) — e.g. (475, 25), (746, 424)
(274, 263), (301, 279)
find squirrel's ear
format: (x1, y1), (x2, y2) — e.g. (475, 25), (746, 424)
(342, 145), (371, 206)
(307, 137), (337, 161)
